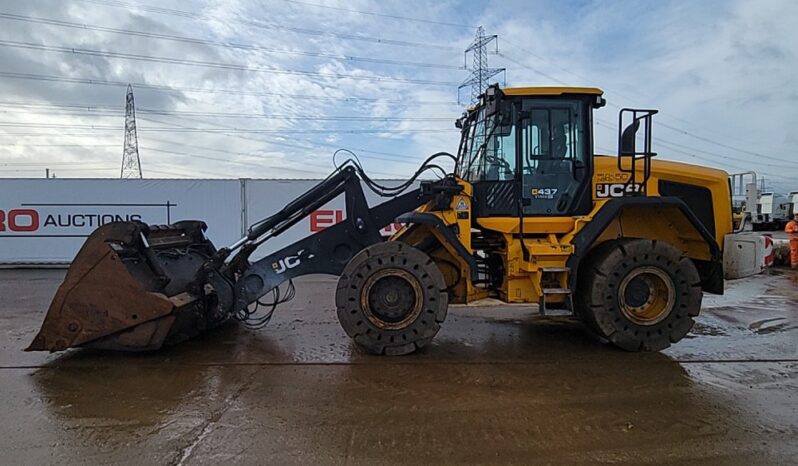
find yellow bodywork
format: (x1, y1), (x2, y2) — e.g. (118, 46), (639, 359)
(394, 84), (732, 306)
(397, 155), (732, 305)
(502, 86), (604, 96)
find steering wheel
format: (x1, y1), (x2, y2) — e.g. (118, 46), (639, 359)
(485, 155), (514, 178)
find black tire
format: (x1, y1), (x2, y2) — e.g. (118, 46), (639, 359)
(576, 239), (702, 351)
(335, 241), (448, 356)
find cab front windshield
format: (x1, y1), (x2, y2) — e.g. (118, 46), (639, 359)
(457, 106), (504, 181)
(457, 98), (585, 183)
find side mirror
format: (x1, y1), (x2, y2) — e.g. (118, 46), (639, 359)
(455, 119), (463, 129)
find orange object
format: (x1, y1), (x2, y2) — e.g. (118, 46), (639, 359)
(785, 220), (798, 269)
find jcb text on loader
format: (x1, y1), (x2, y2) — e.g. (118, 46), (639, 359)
(28, 85), (732, 355)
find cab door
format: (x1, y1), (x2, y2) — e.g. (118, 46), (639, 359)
(518, 98), (593, 216)
(467, 105), (520, 218)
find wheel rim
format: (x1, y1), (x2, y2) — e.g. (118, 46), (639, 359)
(360, 268), (423, 329)
(618, 266), (675, 325)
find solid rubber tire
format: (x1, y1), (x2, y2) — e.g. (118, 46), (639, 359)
(576, 239), (703, 351)
(335, 241), (448, 356)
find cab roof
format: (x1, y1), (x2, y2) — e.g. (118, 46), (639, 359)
(502, 86), (604, 96)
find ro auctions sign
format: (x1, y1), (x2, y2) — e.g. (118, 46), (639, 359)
(0, 203), (174, 237)
(0, 179), (242, 264)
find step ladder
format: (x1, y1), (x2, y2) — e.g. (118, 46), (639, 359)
(539, 267), (574, 316)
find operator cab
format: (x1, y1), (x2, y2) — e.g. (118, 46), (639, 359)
(456, 85), (606, 218)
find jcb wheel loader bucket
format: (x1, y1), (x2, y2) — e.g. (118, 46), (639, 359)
(26, 221), (228, 352)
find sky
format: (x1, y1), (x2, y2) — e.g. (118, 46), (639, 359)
(0, 0), (795, 191)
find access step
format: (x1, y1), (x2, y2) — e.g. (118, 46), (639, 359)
(542, 287), (571, 295)
(540, 287), (574, 316)
(541, 267), (570, 273)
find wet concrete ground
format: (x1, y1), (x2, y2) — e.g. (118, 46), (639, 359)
(1, 269), (796, 465)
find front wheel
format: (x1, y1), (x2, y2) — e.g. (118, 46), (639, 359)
(576, 239), (703, 351)
(335, 241), (448, 355)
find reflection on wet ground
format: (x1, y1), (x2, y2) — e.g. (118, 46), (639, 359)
(1, 269), (796, 464)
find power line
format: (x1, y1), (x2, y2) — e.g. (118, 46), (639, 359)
(653, 140), (793, 182)
(141, 122), (440, 169)
(0, 121), (456, 134)
(276, 0), (477, 29)
(1, 160), (113, 166)
(0, 12), (465, 71)
(141, 146), (324, 176)
(600, 120), (792, 181)
(0, 101), (454, 121)
(0, 126), (446, 170)
(147, 135), (427, 169)
(595, 118), (796, 168)
(3, 108), (788, 175)
(657, 139), (794, 169)
(656, 120), (793, 164)
(0, 166), (244, 179)
(0, 132), (119, 138)
(0, 166), (116, 173)
(600, 106), (793, 165)
(494, 50), (570, 86)
(141, 145), (405, 179)
(500, 40), (701, 133)
(0, 143), (117, 148)
(139, 112), (420, 177)
(0, 153), (246, 178)
(0, 71), (460, 106)
(78, 0), (461, 51)
(0, 40), (459, 87)
(137, 112), (459, 170)
(500, 39), (647, 104)
(138, 114), (453, 173)
(499, 45), (792, 164)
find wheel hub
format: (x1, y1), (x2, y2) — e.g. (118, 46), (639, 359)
(618, 266), (675, 325)
(361, 268), (423, 329)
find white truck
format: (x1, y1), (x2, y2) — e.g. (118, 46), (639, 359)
(754, 192), (790, 231)
(787, 191), (798, 217)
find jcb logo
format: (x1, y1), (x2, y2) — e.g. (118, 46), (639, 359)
(0, 209), (40, 232)
(596, 183), (642, 198)
(272, 249), (314, 275)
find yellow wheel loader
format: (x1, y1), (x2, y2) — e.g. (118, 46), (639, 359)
(27, 85), (732, 355)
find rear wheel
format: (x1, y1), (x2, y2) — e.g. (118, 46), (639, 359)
(336, 241), (448, 355)
(576, 239), (702, 351)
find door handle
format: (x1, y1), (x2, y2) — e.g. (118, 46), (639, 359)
(557, 193), (570, 212)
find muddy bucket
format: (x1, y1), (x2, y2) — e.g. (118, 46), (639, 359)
(26, 221), (226, 352)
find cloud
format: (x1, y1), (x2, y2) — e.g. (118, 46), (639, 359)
(477, 0), (798, 192)
(0, 0), (795, 192)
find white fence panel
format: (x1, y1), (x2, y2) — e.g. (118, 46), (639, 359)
(0, 178), (418, 264)
(0, 179), (242, 264)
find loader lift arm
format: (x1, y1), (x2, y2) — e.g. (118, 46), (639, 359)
(231, 166), (438, 311)
(218, 164), (460, 318)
